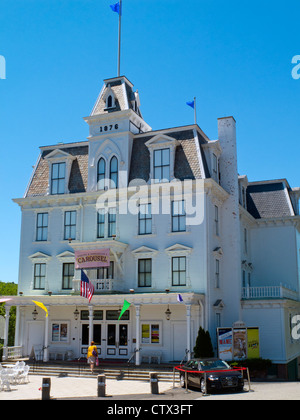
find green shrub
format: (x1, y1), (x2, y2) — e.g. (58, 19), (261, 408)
(193, 327), (214, 358)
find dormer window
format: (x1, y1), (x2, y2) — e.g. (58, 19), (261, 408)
(107, 95), (113, 108)
(103, 86), (116, 110)
(154, 148), (170, 183)
(145, 134), (179, 184)
(45, 148), (75, 195)
(51, 162), (66, 195)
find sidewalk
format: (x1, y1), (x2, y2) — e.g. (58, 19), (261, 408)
(0, 374), (175, 400)
(2, 374), (300, 400)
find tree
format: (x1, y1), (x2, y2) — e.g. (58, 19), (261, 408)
(193, 327), (214, 358)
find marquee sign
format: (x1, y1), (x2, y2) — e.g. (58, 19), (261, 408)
(75, 249), (110, 269)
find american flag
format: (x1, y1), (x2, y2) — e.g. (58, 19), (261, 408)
(80, 270), (94, 302)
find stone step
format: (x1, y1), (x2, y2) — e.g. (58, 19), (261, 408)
(28, 363), (180, 382)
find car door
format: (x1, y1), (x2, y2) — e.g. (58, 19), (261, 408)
(186, 360), (198, 386)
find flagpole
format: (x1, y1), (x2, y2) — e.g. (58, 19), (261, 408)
(118, 0), (122, 76)
(194, 97), (197, 125)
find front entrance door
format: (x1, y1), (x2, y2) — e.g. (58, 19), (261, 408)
(106, 323), (129, 358)
(80, 322), (129, 359)
(81, 324), (102, 358)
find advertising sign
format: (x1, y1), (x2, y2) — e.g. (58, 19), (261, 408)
(75, 249), (110, 269)
(217, 328), (233, 361)
(233, 328), (247, 360)
(247, 327), (260, 359)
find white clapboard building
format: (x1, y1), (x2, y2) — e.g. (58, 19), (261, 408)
(3, 75), (299, 378)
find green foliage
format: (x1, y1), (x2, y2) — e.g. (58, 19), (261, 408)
(0, 281), (18, 347)
(193, 327), (214, 358)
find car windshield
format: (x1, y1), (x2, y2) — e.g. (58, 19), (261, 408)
(198, 360), (230, 371)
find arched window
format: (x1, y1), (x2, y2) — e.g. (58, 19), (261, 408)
(109, 156), (118, 188)
(107, 95), (113, 108)
(97, 158), (106, 190)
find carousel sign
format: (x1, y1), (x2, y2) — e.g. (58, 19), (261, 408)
(75, 248), (110, 269)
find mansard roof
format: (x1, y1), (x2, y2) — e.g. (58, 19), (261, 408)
(128, 126), (210, 184)
(24, 125), (212, 197)
(26, 143), (89, 197)
(246, 179), (295, 219)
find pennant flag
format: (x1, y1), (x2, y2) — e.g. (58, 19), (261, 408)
(110, 2), (120, 14)
(118, 299), (131, 320)
(80, 270), (94, 303)
(186, 100), (195, 109)
(177, 294), (183, 303)
(32, 300), (48, 317)
(0, 298), (12, 303)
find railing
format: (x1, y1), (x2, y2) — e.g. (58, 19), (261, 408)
(73, 278), (114, 293)
(242, 286), (299, 301)
(2, 346), (23, 361)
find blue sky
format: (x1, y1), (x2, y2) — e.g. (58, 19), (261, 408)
(0, 0), (299, 284)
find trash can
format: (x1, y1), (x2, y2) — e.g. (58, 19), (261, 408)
(97, 374), (106, 397)
(149, 372), (159, 394)
(41, 377), (51, 400)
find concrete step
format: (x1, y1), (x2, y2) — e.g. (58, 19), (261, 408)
(28, 363), (180, 382)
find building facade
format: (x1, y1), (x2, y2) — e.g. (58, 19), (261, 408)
(3, 76), (300, 376)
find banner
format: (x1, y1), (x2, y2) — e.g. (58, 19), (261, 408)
(75, 249), (110, 269)
(217, 328), (233, 361)
(247, 327), (260, 359)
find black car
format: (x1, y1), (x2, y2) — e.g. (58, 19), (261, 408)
(178, 358), (244, 393)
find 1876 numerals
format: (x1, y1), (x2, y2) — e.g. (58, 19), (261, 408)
(100, 124), (119, 132)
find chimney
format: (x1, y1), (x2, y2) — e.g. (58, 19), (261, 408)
(217, 116), (242, 322)
(217, 116), (238, 197)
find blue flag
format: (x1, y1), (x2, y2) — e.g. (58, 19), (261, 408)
(177, 294), (183, 303)
(186, 100), (195, 109)
(110, 2), (120, 14)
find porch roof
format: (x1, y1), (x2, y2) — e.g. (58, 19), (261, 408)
(1, 292), (204, 308)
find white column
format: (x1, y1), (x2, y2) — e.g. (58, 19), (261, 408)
(15, 306), (20, 347)
(135, 304), (141, 366)
(186, 304), (191, 361)
(3, 306), (10, 360)
(88, 306), (94, 344)
(43, 306), (49, 362)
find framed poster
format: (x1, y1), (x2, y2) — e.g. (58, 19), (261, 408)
(217, 328), (233, 361)
(247, 327), (260, 359)
(233, 328), (247, 360)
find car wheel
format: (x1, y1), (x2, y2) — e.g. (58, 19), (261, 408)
(200, 378), (206, 394)
(180, 374), (186, 388)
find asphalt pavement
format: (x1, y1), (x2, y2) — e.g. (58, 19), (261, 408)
(1, 374), (300, 400)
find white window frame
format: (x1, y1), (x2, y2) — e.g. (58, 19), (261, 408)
(145, 134), (179, 184)
(36, 212), (48, 242)
(96, 207), (118, 239)
(141, 321), (162, 345)
(45, 149), (75, 195)
(138, 203), (152, 235)
(64, 210), (77, 241)
(51, 321), (70, 343)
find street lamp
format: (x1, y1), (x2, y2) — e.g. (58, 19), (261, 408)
(73, 307), (79, 321)
(32, 307), (38, 320)
(165, 305), (171, 321)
